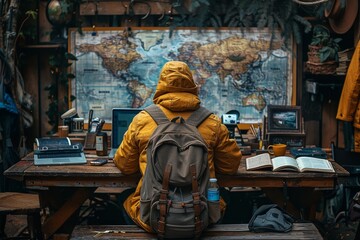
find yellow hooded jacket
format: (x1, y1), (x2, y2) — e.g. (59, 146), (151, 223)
(336, 41), (360, 151)
(113, 61), (242, 232)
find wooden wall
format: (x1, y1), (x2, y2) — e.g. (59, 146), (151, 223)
(20, 1), (359, 149)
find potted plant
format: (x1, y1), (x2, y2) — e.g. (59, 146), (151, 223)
(306, 25), (342, 74)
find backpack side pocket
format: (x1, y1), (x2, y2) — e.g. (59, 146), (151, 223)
(208, 200), (221, 224)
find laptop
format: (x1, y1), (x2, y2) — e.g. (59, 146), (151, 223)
(108, 108), (142, 158)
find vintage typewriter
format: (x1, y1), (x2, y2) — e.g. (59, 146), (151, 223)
(34, 137), (87, 166)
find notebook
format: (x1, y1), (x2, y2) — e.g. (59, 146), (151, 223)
(108, 108), (142, 158)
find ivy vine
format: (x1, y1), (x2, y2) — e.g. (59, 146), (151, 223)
(159, 0), (327, 46)
(45, 49), (77, 134)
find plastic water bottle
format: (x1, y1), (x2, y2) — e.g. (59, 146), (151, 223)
(207, 178), (220, 202)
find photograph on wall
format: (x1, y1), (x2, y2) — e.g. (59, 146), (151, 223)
(69, 27), (294, 124)
(267, 105), (302, 133)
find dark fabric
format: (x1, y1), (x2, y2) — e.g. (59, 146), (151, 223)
(0, 110), (23, 236)
(0, 111), (22, 193)
(290, 147), (327, 159)
(117, 188), (136, 225)
(343, 121), (354, 151)
(248, 204), (294, 233)
(349, 191), (360, 221)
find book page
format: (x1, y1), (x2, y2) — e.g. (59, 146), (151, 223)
(271, 156), (299, 172)
(246, 153), (272, 170)
(296, 157), (335, 173)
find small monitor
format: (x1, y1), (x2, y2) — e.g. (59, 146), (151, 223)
(109, 108), (142, 158)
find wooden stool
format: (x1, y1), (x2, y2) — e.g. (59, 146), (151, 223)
(0, 192), (42, 239)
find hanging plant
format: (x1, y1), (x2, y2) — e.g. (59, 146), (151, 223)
(45, 49), (77, 134)
(161, 0), (314, 46)
(308, 25), (341, 62)
(306, 25), (341, 75)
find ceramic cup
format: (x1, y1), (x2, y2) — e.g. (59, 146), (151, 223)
(58, 125), (69, 138)
(72, 118), (84, 132)
(267, 143), (287, 157)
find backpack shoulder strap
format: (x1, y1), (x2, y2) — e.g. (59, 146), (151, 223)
(186, 107), (212, 127)
(144, 104), (169, 125)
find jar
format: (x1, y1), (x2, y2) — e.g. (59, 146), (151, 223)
(96, 132), (108, 156)
(72, 118), (84, 132)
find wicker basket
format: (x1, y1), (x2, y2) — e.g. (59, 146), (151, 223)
(307, 45), (322, 63)
(308, 45), (321, 53)
(307, 51), (321, 63)
(306, 61), (337, 75)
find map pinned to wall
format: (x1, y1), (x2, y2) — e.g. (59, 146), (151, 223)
(69, 27), (294, 124)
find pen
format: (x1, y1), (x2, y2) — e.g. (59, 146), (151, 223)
(88, 109), (93, 133)
(96, 119), (105, 133)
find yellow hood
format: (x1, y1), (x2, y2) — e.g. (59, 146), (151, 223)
(153, 61), (200, 111)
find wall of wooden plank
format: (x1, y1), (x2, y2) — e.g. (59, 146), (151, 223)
(20, 1), (359, 150)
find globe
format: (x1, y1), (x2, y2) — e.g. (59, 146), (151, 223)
(46, 0), (74, 26)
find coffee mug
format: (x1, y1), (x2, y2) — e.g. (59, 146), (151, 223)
(58, 125), (69, 138)
(267, 143), (287, 157)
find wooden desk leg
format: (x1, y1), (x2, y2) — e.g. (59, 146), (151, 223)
(262, 188), (301, 219)
(40, 187), (95, 240)
(262, 188), (322, 220)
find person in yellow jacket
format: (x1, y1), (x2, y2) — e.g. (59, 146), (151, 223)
(113, 61), (242, 232)
(336, 40), (360, 152)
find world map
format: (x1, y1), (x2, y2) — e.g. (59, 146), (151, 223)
(69, 27), (293, 124)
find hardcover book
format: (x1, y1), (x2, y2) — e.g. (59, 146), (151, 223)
(245, 153), (335, 173)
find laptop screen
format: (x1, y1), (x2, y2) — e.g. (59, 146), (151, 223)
(111, 108), (142, 149)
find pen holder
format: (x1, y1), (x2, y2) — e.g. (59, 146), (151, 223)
(84, 132), (96, 150)
(248, 142), (260, 151)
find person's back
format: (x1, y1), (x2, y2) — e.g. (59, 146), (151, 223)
(113, 61), (242, 233)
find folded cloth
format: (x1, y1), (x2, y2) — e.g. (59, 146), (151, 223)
(248, 204), (294, 233)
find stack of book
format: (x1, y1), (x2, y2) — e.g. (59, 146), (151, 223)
(336, 48), (354, 75)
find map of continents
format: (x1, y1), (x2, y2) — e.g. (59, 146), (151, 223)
(69, 28), (292, 123)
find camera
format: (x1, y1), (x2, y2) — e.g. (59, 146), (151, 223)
(221, 114), (238, 125)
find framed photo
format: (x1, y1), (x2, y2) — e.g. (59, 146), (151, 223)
(267, 105), (302, 133)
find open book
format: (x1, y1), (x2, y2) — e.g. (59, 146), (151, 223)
(246, 153), (335, 173)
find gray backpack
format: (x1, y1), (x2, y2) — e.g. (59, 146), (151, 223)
(140, 105), (220, 239)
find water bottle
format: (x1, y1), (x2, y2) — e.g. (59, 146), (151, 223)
(207, 178), (220, 202)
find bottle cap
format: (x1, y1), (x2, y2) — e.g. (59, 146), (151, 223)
(209, 178), (217, 182)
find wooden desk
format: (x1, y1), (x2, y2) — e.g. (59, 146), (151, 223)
(4, 152), (349, 239)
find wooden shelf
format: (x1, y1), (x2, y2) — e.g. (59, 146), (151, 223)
(21, 44), (64, 49)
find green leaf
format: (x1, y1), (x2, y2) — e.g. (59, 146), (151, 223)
(224, 9), (238, 24)
(25, 10), (38, 20)
(334, 38), (342, 43)
(67, 73), (76, 79)
(65, 52), (78, 61)
(320, 51), (331, 62)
